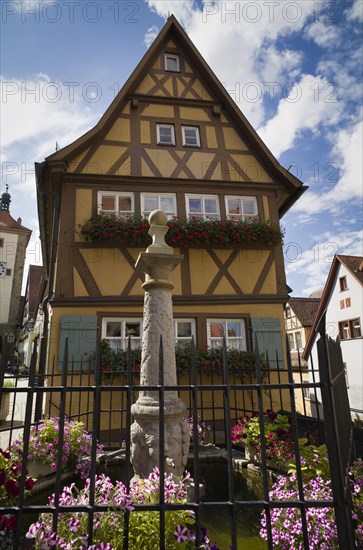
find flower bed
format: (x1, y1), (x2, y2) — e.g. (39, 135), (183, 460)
(77, 214), (283, 249)
(26, 467), (219, 549)
(260, 454), (363, 547)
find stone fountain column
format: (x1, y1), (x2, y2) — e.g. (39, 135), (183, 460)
(130, 210), (190, 479)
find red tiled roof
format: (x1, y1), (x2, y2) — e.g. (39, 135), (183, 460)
(338, 255), (363, 286)
(0, 210), (31, 232)
(289, 298), (320, 327)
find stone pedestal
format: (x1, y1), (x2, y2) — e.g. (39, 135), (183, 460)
(130, 211), (190, 478)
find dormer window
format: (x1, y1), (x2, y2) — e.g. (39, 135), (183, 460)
(165, 53), (180, 72)
(182, 126), (200, 147)
(156, 124), (175, 145)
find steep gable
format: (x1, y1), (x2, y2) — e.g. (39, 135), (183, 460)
(44, 16), (305, 215)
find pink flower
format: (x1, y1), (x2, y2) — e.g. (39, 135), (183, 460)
(174, 524), (189, 543)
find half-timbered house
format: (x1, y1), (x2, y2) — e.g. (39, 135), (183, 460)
(36, 16), (306, 434)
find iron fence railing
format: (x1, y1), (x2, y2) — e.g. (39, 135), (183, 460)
(0, 323), (358, 549)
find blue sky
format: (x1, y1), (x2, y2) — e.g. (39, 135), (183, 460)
(1, 0), (362, 296)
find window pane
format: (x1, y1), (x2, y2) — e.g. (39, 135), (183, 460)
(243, 200), (256, 215)
(352, 320), (361, 338)
(210, 322), (224, 337)
(204, 199), (218, 214)
(227, 199), (240, 215)
(227, 322), (241, 337)
(101, 196), (115, 211)
(177, 322), (192, 338)
(158, 126), (173, 143)
(160, 197), (174, 213)
(184, 128), (198, 145)
(125, 322), (140, 337)
(144, 197), (158, 212)
(189, 198), (202, 214)
(119, 196), (132, 212)
(106, 322), (121, 338)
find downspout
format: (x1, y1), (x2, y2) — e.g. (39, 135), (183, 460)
(34, 162), (61, 422)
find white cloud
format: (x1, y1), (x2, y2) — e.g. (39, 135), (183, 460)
(257, 74), (342, 157)
(326, 115), (363, 201)
(289, 113), (363, 219)
(346, 0), (363, 22)
(255, 46), (302, 84)
(0, 73), (97, 202)
(144, 25), (159, 48)
(285, 228), (363, 296)
(304, 19), (339, 48)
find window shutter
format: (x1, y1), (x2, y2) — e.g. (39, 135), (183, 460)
(58, 316), (97, 371)
(251, 317), (284, 369)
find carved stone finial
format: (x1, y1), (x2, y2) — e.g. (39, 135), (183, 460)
(146, 209), (173, 254)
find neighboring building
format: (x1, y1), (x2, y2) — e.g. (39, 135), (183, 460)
(284, 296), (321, 416)
(35, 17), (306, 427)
(303, 255), (363, 419)
(17, 265), (43, 368)
(0, 187), (31, 365)
(285, 297), (321, 358)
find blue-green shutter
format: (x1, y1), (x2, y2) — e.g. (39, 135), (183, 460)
(58, 316), (97, 371)
(251, 317), (284, 369)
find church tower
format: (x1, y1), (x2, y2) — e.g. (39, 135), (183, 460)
(0, 187), (31, 365)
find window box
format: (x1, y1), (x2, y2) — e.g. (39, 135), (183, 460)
(77, 214), (284, 248)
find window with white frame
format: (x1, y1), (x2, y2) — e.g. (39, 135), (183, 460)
(174, 319), (196, 347)
(164, 53), (180, 72)
(102, 318), (142, 351)
(288, 333), (295, 350)
(207, 319), (246, 350)
(97, 192), (134, 216)
(156, 124), (175, 145)
(225, 196), (258, 221)
(338, 318), (362, 340)
(182, 126), (200, 147)
(295, 331), (302, 350)
(141, 193), (177, 219)
(186, 195), (220, 219)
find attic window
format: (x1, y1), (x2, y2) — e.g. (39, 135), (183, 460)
(182, 126), (200, 147)
(165, 53), (180, 72)
(339, 276), (348, 291)
(156, 124), (175, 145)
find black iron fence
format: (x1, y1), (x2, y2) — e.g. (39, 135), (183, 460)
(0, 315), (359, 549)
